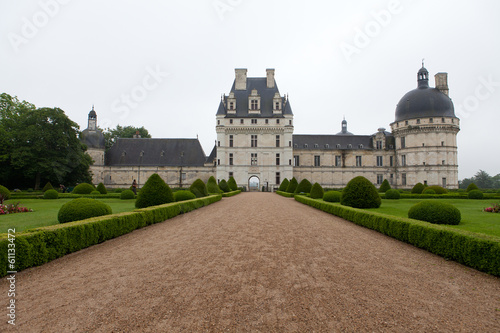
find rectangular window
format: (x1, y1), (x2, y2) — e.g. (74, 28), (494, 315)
(251, 153), (257, 166)
(251, 119), (257, 124)
(230, 119), (233, 124)
(401, 155), (406, 166)
(335, 155), (341, 167)
(276, 119), (280, 124)
(356, 156), (362, 167)
(229, 102), (234, 110)
(229, 153), (233, 166)
(441, 141), (444, 146)
(390, 173), (394, 184)
(251, 135), (258, 147)
(181, 173), (186, 181)
(430, 118), (433, 123)
(217, 159), (220, 165)
(417, 119), (421, 124)
(240, 119), (244, 124)
(229, 172), (233, 178)
(376, 156), (383, 166)
(314, 155), (320, 167)
(401, 137), (406, 149)
(251, 99), (258, 110)
(289, 159), (292, 166)
(275, 102), (280, 110)
(217, 141), (220, 147)
(276, 135), (280, 147)
(289, 141), (292, 147)
(276, 153), (280, 166)
(276, 172), (281, 185)
(402, 173), (407, 186)
(294, 155), (300, 166)
(376, 140), (383, 149)
(390, 156), (394, 167)
(229, 135), (233, 147)
(377, 174), (383, 185)
(265, 119), (269, 124)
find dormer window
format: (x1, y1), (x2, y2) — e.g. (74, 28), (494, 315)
(347, 144), (352, 149)
(359, 144), (363, 149)
(336, 144), (341, 149)
(248, 89), (261, 114)
(227, 92), (236, 114)
(250, 100), (258, 110)
(314, 144), (319, 148)
(229, 102), (234, 110)
(275, 102), (280, 109)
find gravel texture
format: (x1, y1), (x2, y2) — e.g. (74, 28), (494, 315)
(2, 193), (499, 332)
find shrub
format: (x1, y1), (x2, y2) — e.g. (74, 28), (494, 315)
(294, 179), (312, 194)
(408, 200), (461, 225)
(384, 189), (401, 199)
(466, 183), (479, 192)
(278, 178), (289, 192)
(422, 189), (436, 195)
(286, 177), (298, 193)
(468, 189), (484, 199)
(58, 198), (112, 223)
(135, 173), (174, 209)
(43, 189), (59, 199)
(175, 190), (197, 202)
(72, 183), (96, 194)
(219, 179), (230, 193)
(411, 182), (425, 194)
(323, 190), (342, 202)
(0, 185), (11, 204)
(426, 185), (447, 194)
(42, 182), (54, 192)
(120, 189), (135, 200)
(227, 177), (238, 191)
(189, 179), (208, 198)
(90, 190), (101, 195)
(206, 176), (220, 194)
(341, 176), (381, 208)
(310, 182), (324, 199)
(96, 182), (107, 194)
(379, 179), (391, 193)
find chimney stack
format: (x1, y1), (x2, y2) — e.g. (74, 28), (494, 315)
(235, 68), (247, 90)
(266, 68), (275, 88)
(435, 73), (449, 96)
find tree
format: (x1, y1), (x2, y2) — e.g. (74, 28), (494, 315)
(101, 125), (151, 150)
(474, 170), (493, 189)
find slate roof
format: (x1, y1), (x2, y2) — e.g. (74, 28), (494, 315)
(80, 129), (105, 149)
(106, 138), (208, 166)
(293, 134), (374, 150)
(217, 78), (293, 118)
(206, 145), (217, 165)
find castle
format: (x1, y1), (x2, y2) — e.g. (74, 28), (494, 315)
(81, 66), (459, 190)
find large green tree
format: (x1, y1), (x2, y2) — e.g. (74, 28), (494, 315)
(0, 93), (92, 189)
(101, 125), (151, 150)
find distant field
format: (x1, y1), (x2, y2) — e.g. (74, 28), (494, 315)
(0, 199), (136, 233)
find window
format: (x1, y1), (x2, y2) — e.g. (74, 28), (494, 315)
(229, 135), (233, 147)
(376, 156), (383, 166)
(424, 180), (427, 186)
(442, 178), (447, 187)
(422, 143), (425, 146)
(402, 173), (407, 186)
(356, 156), (362, 167)
(276, 119), (280, 124)
(251, 119), (257, 124)
(230, 119), (233, 124)
(347, 144), (352, 149)
(276, 135), (280, 147)
(240, 119), (244, 124)
(294, 155), (300, 166)
(359, 144), (364, 149)
(390, 174), (394, 184)
(276, 172), (281, 185)
(275, 102), (280, 110)
(417, 119), (421, 124)
(304, 144), (308, 148)
(276, 153), (280, 166)
(442, 117), (445, 123)
(289, 120), (292, 125)
(314, 155), (320, 167)
(265, 119), (269, 124)
(229, 102), (234, 110)
(336, 144), (341, 149)
(390, 156), (394, 167)
(405, 120), (408, 125)
(401, 137), (406, 148)
(289, 141), (292, 147)
(423, 162), (426, 165)
(376, 140), (382, 149)
(217, 141), (220, 147)
(335, 155), (341, 167)
(251, 135), (258, 147)
(442, 160), (445, 165)
(229, 153), (233, 166)
(250, 99), (258, 110)
(401, 155), (406, 166)
(377, 174), (383, 185)
(314, 144), (319, 148)
(217, 159), (220, 165)
(289, 159), (292, 166)
(217, 120), (220, 125)
(181, 173), (186, 181)
(325, 144), (329, 148)
(441, 141), (444, 146)
(429, 118), (433, 123)
(229, 172), (233, 178)
(251, 153), (257, 165)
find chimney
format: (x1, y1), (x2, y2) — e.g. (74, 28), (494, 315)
(235, 68), (247, 90)
(435, 73), (449, 96)
(133, 130), (141, 138)
(266, 68), (275, 88)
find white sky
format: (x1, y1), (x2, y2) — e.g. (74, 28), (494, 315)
(1, 0), (499, 179)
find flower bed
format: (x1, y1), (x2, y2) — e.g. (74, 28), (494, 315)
(0, 202), (33, 215)
(484, 203), (499, 213)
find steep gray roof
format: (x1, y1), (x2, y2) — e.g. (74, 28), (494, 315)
(80, 129), (105, 149)
(206, 145), (217, 165)
(217, 77), (293, 117)
(293, 134), (373, 150)
(106, 138), (207, 166)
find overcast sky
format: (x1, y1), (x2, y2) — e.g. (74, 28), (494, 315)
(1, 0), (499, 179)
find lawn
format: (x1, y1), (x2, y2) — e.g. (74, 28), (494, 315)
(366, 199), (500, 238)
(0, 198), (136, 233)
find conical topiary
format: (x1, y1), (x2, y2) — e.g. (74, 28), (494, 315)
(310, 182), (324, 199)
(135, 173), (174, 208)
(286, 177), (298, 193)
(207, 176), (220, 194)
(466, 183), (479, 192)
(219, 179), (230, 193)
(411, 182), (425, 194)
(379, 179), (391, 193)
(278, 178), (289, 192)
(42, 182), (54, 192)
(227, 177), (238, 191)
(96, 182), (107, 194)
(189, 179), (208, 198)
(295, 179), (312, 194)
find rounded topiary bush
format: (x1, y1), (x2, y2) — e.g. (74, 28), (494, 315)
(120, 189), (135, 200)
(42, 181), (54, 192)
(72, 183), (96, 194)
(468, 189), (484, 199)
(114, 188), (124, 193)
(90, 190), (101, 195)
(294, 179), (312, 194)
(379, 179), (391, 193)
(278, 178), (289, 192)
(411, 182), (426, 194)
(286, 177), (298, 193)
(43, 189), (59, 199)
(58, 198), (112, 223)
(426, 185), (447, 194)
(174, 190), (197, 202)
(466, 183), (479, 192)
(219, 179), (230, 193)
(323, 191), (342, 202)
(207, 176), (220, 194)
(96, 182), (107, 194)
(422, 188), (436, 195)
(310, 182), (324, 199)
(384, 189), (400, 199)
(0, 185), (11, 203)
(227, 177), (238, 191)
(341, 176), (381, 208)
(408, 200), (461, 225)
(189, 179), (208, 198)
(135, 173), (174, 209)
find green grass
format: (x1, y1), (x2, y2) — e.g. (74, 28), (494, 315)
(0, 198), (136, 233)
(366, 199), (500, 238)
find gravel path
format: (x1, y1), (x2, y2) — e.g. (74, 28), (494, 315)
(2, 193), (499, 332)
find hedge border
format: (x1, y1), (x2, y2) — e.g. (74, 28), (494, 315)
(380, 193), (498, 200)
(9, 193), (122, 200)
(294, 196), (500, 276)
(276, 191), (294, 198)
(0, 195), (222, 277)
(221, 190), (241, 197)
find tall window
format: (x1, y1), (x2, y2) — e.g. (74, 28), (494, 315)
(276, 119), (280, 124)
(229, 102), (234, 110)
(229, 135), (233, 147)
(230, 119), (233, 124)
(275, 102), (280, 110)
(294, 155), (300, 166)
(335, 155), (341, 167)
(240, 119), (244, 124)
(442, 178), (447, 187)
(401, 137), (406, 149)
(276, 135), (280, 147)
(390, 156), (394, 167)
(401, 155), (406, 166)
(314, 155), (320, 167)
(377, 174), (383, 185)
(376, 140), (383, 149)
(402, 173), (407, 186)
(251, 119), (257, 124)
(390, 173), (394, 184)
(276, 153), (280, 166)
(251, 135), (257, 147)
(229, 153), (233, 166)
(376, 156), (383, 166)
(276, 172), (281, 185)
(356, 156), (362, 167)
(251, 153), (257, 165)
(229, 172), (233, 178)
(250, 99), (258, 110)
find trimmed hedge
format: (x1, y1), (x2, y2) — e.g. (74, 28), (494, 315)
(310, 182), (324, 199)
(0, 185), (11, 203)
(120, 189), (135, 200)
(468, 190), (484, 199)
(96, 182), (107, 194)
(278, 178), (289, 192)
(295, 179), (312, 194)
(189, 179), (208, 198)
(90, 191), (101, 195)
(43, 189), (59, 199)
(72, 183), (96, 194)
(466, 183), (479, 192)
(207, 176), (220, 194)
(426, 185), (447, 194)
(408, 200), (461, 225)
(219, 179), (230, 193)
(221, 190), (241, 197)
(341, 176), (381, 208)
(42, 182), (54, 192)
(0, 194), (222, 277)
(422, 189), (436, 195)
(228, 177), (238, 191)
(294, 195), (500, 277)
(323, 190), (342, 202)
(276, 190), (294, 198)
(175, 190), (197, 202)
(135, 173), (174, 208)
(384, 189), (401, 200)
(58, 198), (112, 223)
(379, 179), (391, 193)
(411, 182), (425, 194)
(286, 177), (298, 193)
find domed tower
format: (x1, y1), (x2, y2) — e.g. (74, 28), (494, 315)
(80, 106), (106, 183)
(390, 64), (460, 189)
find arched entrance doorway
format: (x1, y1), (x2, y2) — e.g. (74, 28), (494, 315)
(248, 176), (260, 192)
